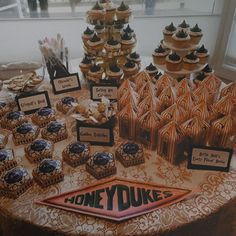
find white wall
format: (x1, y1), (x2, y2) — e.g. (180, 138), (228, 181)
(0, 15), (220, 63)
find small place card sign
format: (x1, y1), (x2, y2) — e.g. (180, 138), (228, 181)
(51, 73), (81, 94)
(188, 146), (233, 172)
(16, 91), (51, 115)
(90, 84), (118, 101)
(76, 117), (115, 146)
(37, 177), (195, 221)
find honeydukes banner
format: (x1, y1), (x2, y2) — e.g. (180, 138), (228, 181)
(37, 177), (196, 221)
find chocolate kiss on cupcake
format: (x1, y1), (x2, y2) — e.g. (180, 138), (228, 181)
(165, 22), (176, 32)
(197, 44), (208, 53)
(107, 38), (119, 46)
(81, 56), (92, 64)
(125, 61), (135, 68)
(178, 20), (189, 29)
(117, 1), (129, 11)
(168, 52), (181, 61)
(90, 64), (101, 72)
(4, 167), (23, 184)
(202, 64), (212, 74)
(121, 32), (132, 41)
(129, 52), (140, 59)
(123, 24), (134, 34)
(39, 159), (57, 173)
(176, 29), (188, 38)
(84, 27), (94, 35)
(90, 33), (102, 43)
(109, 64), (121, 72)
(190, 24), (202, 32)
(92, 1), (104, 10)
(93, 152), (110, 165)
(155, 45), (166, 53)
(146, 63), (158, 71)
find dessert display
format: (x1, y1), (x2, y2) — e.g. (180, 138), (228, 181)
(32, 159), (64, 187)
(116, 142), (144, 167)
(41, 121), (68, 143)
(1, 111), (28, 131)
(86, 152), (116, 179)
(12, 123), (39, 146)
(3, 72), (43, 92)
(81, 1), (140, 85)
(25, 139), (54, 163)
(62, 142), (90, 167)
(0, 149), (17, 175)
(0, 166), (33, 199)
(56, 97), (77, 114)
(0, 134), (8, 149)
(31, 107), (56, 127)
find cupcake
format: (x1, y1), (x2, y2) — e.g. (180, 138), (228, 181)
(62, 142), (90, 167)
(12, 123), (39, 146)
(172, 29), (191, 48)
(196, 45), (209, 64)
(87, 64), (104, 83)
(178, 20), (190, 31)
(113, 21), (124, 40)
(116, 1), (132, 24)
(163, 22), (177, 43)
(145, 63), (158, 77)
(82, 27), (94, 46)
(123, 24), (135, 37)
(94, 24), (105, 39)
(116, 142), (144, 167)
(31, 107), (56, 128)
(106, 64), (123, 81)
(0, 166), (33, 199)
(189, 24), (203, 44)
(79, 56), (92, 75)
(123, 61), (139, 78)
(87, 1), (105, 24)
(25, 139), (54, 163)
(87, 33), (104, 53)
(32, 159), (64, 187)
(202, 64), (213, 75)
(104, 37), (121, 53)
(127, 51), (141, 65)
(56, 96), (77, 114)
(152, 45), (169, 65)
(166, 52), (182, 71)
(86, 152), (116, 179)
(120, 32), (135, 51)
(183, 52), (199, 70)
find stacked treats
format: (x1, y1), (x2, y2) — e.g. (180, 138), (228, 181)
(80, 1), (140, 84)
(118, 71), (236, 164)
(153, 21), (209, 72)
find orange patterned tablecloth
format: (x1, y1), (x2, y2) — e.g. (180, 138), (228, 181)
(0, 62), (236, 236)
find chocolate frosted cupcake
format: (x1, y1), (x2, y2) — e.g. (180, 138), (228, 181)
(106, 64), (123, 81)
(62, 142), (90, 167)
(87, 33), (104, 53)
(56, 96), (77, 114)
(116, 1), (132, 24)
(79, 56), (92, 75)
(189, 24), (202, 44)
(87, 64), (104, 83)
(32, 107), (56, 128)
(116, 142), (144, 167)
(120, 32), (135, 51)
(104, 37), (121, 53)
(33, 159), (64, 187)
(163, 22), (177, 43)
(1, 111), (28, 131)
(25, 139), (54, 163)
(13, 123), (39, 146)
(82, 27), (94, 46)
(123, 61), (139, 78)
(166, 52), (182, 71)
(41, 121), (68, 143)
(0, 166), (33, 199)
(87, 1), (105, 24)
(0, 101), (12, 119)
(152, 45), (169, 65)
(145, 63), (158, 77)
(172, 29), (190, 48)
(202, 64), (213, 75)
(127, 51), (141, 65)
(183, 52), (199, 70)
(123, 24), (135, 37)
(178, 20), (190, 31)
(196, 45), (209, 64)
(86, 152), (116, 179)
(0, 149), (17, 175)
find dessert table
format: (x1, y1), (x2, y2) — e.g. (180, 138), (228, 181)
(0, 59), (235, 236)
